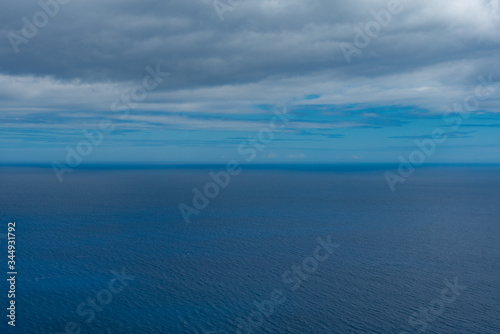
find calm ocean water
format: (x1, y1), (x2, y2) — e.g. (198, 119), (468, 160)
(0, 165), (499, 333)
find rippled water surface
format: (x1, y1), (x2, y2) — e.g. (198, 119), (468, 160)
(0, 165), (499, 333)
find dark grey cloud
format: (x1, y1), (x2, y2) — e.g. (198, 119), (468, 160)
(0, 0), (499, 138)
(1, 0), (499, 90)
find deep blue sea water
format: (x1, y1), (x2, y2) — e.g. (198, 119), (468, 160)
(0, 165), (499, 333)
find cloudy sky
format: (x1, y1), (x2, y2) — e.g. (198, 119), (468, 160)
(1, 0), (499, 164)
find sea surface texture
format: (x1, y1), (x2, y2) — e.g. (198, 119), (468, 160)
(0, 165), (499, 333)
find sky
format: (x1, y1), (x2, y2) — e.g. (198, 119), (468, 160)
(0, 0), (499, 164)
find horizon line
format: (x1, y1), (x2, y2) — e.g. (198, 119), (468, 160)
(2, 162), (500, 169)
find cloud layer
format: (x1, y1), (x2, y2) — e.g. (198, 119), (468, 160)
(0, 0), (499, 162)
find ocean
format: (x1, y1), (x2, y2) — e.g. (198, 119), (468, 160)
(0, 165), (499, 333)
